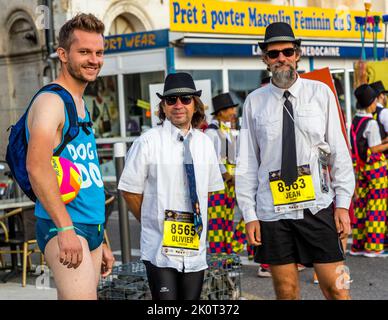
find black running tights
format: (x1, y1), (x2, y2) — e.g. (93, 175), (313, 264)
(143, 260), (205, 300)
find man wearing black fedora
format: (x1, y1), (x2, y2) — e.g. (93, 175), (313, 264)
(370, 81), (388, 141)
(118, 72), (224, 300)
(350, 83), (388, 259)
(205, 93), (246, 255)
(236, 22), (355, 300)
(207, 93), (239, 187)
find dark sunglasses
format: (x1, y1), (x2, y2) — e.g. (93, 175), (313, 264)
(266, 48), (296, 59)
(164, 95), (193, 106)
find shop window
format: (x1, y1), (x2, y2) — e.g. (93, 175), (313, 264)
(84, 75), (120, 139)
(349, 71), (356, 117)
(124, 71), (165, 136)
(178, 70), (223, 98)
(228, 70), (268, 110)
(331, 71), (356, 120)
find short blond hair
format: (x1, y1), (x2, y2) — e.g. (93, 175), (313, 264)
(58, 13), (105, 50)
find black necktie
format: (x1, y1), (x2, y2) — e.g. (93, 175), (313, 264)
(281, 90), (298, 186)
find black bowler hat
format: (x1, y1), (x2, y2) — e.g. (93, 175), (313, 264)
(211, 93), (239, 115)
(156, 72), (202, 99)
(258, 22), (301, 50)
(370, 81), (388, 95)
(354, 84), (378, 110)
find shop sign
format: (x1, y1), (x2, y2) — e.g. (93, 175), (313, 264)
(104, 29), (169, 54)
(170, 0), (382, 40)
(183, 43), (385, 59)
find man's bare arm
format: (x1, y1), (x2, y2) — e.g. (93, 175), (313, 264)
(27, 93), (71, 226)
(121, 191), (143, 222)
(26, 92), (83, 268)
(370, 142), (388, 154)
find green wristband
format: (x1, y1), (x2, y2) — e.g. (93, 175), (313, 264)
(49, 226), (75, 233)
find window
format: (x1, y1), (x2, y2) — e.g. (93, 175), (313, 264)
(124, 71), (165, 136)
(84, 76), (120, 139)
(228, 70), (268, 111)
(179, 70), (223, 98)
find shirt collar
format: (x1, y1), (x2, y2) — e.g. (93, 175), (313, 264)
(210, 119), (219, 127)
(269, 74), (301, 101)
(355, 110), (373, 118)
(163, 118), (193, 141)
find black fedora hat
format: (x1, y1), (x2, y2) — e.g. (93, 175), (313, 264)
(211, 93), (239, 115)
(354, 84), (378, 110)
(156, 72), (202, 99)
(370, 80), (388, 95)
(259, 22), (301, 50)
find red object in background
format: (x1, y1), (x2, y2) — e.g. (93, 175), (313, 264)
(301, 68), (355, 221)
(348, 201), (356, 225)
(199, 119), (209, 131)
(300, 68), (349, 149)
(0, 182), (6, 196)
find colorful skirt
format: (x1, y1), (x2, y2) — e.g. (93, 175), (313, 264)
(207, 182), (255, 258)
(352, 151), (388, 253)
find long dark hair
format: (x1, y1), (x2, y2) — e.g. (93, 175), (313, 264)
(157, 96), (205, 128)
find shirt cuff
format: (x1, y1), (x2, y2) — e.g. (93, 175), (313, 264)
(242, 208), (258, 223)
(118, 181), (144, 194)
(335, 195), (352, 210)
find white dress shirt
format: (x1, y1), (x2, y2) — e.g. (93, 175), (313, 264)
(205, 119), (238, 174)
(118, 119), (224, 272)
(236, 77), (355, 222)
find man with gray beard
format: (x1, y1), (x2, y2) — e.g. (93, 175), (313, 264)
(235, 22), (355, 300)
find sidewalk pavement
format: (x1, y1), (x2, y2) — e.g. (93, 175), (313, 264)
(0, 282), (57, 300)
(0, 258), (262, 300)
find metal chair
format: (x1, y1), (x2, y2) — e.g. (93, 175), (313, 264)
(0, 206), (44, 287)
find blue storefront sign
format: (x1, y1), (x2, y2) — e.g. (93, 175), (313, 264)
(183, 42), (386, 59)
(104, 29), (169, 54)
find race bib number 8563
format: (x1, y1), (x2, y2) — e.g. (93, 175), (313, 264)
(269, 165), (316, 213)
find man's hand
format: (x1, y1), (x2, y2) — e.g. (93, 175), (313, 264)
(57, 230), (83, 269)
(334, 207), (351, 240)
(101, 244), (115, 277)
(246, 220), (262, 246)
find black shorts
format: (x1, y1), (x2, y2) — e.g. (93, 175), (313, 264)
(254, 203), (345, 267)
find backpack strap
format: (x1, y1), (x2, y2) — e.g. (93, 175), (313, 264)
(33, 83), (80, 156)
(351, 117), (371, 167)
(79, 108), (93, 135)
(207, 123), (219, 130)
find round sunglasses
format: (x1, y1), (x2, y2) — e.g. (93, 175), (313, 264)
(164, 95), (194, 106)
(266, 48), (296, 59)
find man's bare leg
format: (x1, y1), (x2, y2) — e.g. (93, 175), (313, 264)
(91, 244), (103, 287)
(45, 235), (100, 300)
(270, 263), (300, 300)
(314, 261), (351, 300)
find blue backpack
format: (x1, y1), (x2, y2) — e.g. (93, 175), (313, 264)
(6, 83), (92, 202)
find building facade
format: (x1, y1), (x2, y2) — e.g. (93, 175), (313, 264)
(1, 0), (387, 180)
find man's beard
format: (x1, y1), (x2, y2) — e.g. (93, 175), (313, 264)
(67, 60), (100, 84)
(270, 63), (297, 88)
